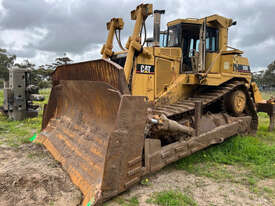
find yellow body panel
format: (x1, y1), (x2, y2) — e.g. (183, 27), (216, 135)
(251, 82), (264, 103)
(155, 58), (176, 97)
(132, 73), (155, 100)
(221, 55), (234, 73)
(235, 56), (249, 65)
(154, 47), (182, 62)
(206, 53), (221, 73)
(132, 47), (183, 102)
(132, 48), (155, 100)
(110, 12), (255, 105)
(156, 75), (194, 105)
(131, 45), (252, 104)
(154, 48), (182, 98)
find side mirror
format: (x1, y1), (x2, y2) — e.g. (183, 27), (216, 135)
(232, 21), (237, 26)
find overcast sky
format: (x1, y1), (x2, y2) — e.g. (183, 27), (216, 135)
(0, 0), (274, 71)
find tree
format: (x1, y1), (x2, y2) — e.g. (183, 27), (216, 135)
(15, 59), (35, 69)
(15, 59), (54, 89)
(34, 65), (54, 88)
(252, 60), (275, 90)
(53, 53), (73, 67)
(0, 50), (72, 89)
(252, 70), (265, 87)
(263, 61), (275, 87)
(0, 48), (16, 81)
(43, 53), (73, 71)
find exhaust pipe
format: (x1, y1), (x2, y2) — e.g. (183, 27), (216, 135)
(153, 10), (165, 46)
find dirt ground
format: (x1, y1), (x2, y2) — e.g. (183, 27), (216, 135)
(0, 143), (82, 206)
(106, 168), (275, 206)
(0, 143), (274, 206)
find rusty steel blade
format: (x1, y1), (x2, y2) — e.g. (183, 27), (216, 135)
(36, 59), (148, 206)
(37, 81), (121, 205)
(51, 58), (129, 95)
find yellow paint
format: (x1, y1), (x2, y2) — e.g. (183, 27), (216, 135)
(156, 75), (194, 105)
(155, 57), (176, 97)
(101, 18), (124, 59)
(205, 53), (221, 73)
(100, 4), (263, 106)
(154, 47), (182, 62)
(124, 4), (153, 82)
(132, 48), (155, 101)
(221, 55), (234, 73)
(251, 82), (264, 103)
(167, 15), (233, 28)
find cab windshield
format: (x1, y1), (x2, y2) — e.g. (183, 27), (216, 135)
(167, 23), (219, 72)
(167, 26), (180, 47)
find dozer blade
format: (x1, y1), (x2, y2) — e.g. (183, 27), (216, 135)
(36, 59), (148, 206)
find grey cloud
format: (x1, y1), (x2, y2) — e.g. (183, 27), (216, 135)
(9, 47), (36, 58)
(0, 0), (51, 29)
(222, 1), (275, 50)
(16, 1), (138, 53)
(0, 0), (182, 54)
(0, 0), (274, 68)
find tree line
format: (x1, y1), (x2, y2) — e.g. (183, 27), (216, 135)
(252, 61), (275, 90)
(0, 49), (72, 88)
(1, 48), (274, 90)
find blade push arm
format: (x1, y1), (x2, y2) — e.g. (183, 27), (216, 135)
(124, 4), (152, 82)
(101, 18), (124, 59)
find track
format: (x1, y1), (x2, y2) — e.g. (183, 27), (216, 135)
(152, 80), (258, 131)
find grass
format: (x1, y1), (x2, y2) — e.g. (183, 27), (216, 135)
(175, 91), (275, 179)
(175, 134), (275, 179)
(0, 88), (50, 147)
(0, 89), (3, 104)
(257, 112), (275, 145)
(0, 88), (274, 203)
(260, 90), (275, 100)
(146, 190), (197, 206)
(174, 92), (275, 197)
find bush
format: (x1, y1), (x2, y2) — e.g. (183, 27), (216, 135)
(38, 80), (52, 89)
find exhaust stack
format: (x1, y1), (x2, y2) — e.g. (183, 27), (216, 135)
(153, 10), (165, 46)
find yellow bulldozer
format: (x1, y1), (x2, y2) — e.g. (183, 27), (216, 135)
(36, 4), (275, 206)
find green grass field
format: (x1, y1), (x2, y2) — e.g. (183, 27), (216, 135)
(175, 111), (275, 178)
(0, 89), (274, 206)
(0, 89), (50, 147)
(261, 90), (275, 100)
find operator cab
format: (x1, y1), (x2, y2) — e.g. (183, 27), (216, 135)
(164, 15), (236, 74)
(167, 23), (219, 72)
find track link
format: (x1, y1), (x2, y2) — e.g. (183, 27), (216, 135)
(153, 80), (258, 131)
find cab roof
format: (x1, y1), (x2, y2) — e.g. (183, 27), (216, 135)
(167, 14), (234, 29)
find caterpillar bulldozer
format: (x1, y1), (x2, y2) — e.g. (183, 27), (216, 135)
(36, 4), (275, 206)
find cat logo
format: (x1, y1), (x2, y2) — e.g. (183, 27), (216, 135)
(136, 64), (155, 74)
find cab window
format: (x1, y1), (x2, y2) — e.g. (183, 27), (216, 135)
(167, 26), (180, 47)
(160, 32), (167, 47)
